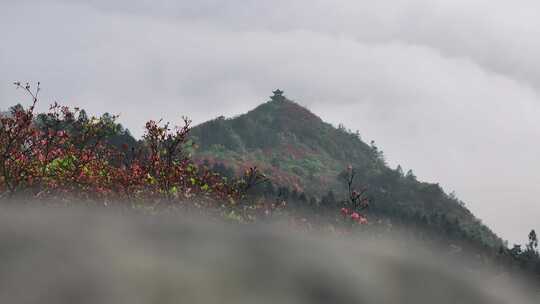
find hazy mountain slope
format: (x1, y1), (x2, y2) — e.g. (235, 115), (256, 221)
(191, 91), (374, 192)
(190, 91), (503, 247)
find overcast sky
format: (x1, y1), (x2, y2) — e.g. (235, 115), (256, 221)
(1, 0), (539, 244)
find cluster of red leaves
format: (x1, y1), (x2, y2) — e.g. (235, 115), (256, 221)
(0, 83), (264, 218)
(340, 207), (368, 225)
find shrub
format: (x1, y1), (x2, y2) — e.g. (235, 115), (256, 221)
(0, 82), (266, 219)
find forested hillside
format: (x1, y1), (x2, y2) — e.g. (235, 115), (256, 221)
(190, 90), (502, 248)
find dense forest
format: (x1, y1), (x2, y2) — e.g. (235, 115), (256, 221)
(1, 85), (539, 282)
(190, 91), (500, 244)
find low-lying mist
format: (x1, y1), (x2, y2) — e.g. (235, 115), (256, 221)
(0, 204), (537, 304)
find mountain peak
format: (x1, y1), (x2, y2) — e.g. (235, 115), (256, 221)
(191, 90), (366, 156)
(251, 90), (324, 127)
(190, 90), (374, 178)
(189, 92), (502, 248)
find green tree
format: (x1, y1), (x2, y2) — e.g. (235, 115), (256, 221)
(405, 169), (416, 181)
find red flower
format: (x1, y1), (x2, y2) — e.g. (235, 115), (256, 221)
(350, 212), (368, 224)
(340, 208), (350, 216)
